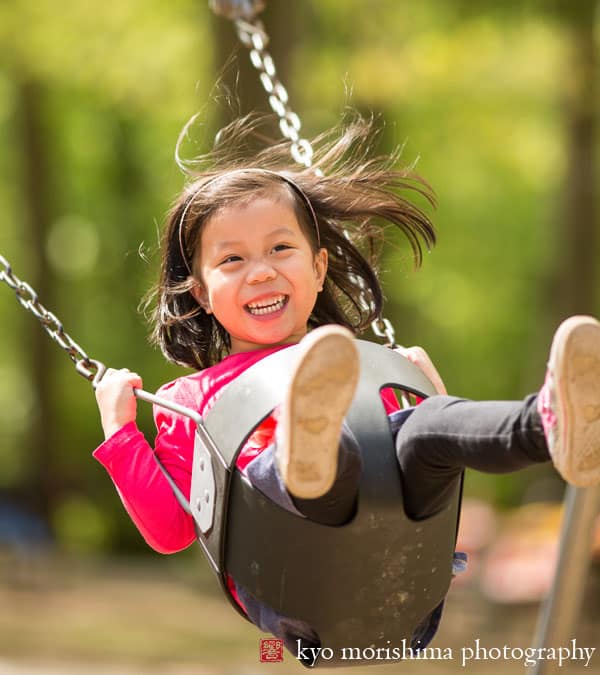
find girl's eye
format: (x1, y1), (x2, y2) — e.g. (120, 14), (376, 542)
(219, 255), (242, 265)
(272, 244), (292, 253)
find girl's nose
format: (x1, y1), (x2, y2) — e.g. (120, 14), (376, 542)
(247, 260), (277, 284)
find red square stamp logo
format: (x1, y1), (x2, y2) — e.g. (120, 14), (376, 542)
(260, 638), (284, 662)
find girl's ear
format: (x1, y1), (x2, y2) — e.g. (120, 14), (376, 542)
(314, 248), (328, 291)
(190, 280), (213, 314)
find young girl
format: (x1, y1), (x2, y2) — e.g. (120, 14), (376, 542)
(94, 117), (600, 661)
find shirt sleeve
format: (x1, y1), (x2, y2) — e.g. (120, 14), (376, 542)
(93, 379), (198, 554)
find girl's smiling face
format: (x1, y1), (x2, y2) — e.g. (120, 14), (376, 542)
(193, 194), (328, 354)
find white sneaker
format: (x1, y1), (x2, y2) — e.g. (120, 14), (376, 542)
(538, 315), (600, 487)
(276, 325), (360, 499)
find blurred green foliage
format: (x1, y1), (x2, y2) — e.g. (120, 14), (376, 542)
(0, 0), (597, 553)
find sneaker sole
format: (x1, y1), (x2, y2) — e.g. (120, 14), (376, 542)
(279, 326), (360, 499)
(549, 315), (600, 487)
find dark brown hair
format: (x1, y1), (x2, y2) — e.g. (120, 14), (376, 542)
(148, 114), (436, 370)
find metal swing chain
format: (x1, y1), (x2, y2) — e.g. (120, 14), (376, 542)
(210, 0), (397, 347)
(0, 254), (105, 384)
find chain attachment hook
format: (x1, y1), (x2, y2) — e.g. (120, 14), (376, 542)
(209, 0), (265, 21)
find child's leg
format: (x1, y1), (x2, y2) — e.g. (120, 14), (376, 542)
(396, 394), (547, 519)
(246, 325), (363, 527)
(397, 315), (600, 520)
(245, 423), (362, 526)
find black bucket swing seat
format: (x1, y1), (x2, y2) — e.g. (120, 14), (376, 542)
(155, 339), (463, 668)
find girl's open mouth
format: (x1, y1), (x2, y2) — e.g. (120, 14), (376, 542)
(245, 294), (289, 316)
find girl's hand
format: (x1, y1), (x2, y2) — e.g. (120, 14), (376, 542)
(394, 345), (447, 395)
(95, 368), (143, 440)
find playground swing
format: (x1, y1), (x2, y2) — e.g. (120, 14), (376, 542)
(157, 2), (463, 662)
(0, 246), (462, 666)
(1, 1), (596, 672)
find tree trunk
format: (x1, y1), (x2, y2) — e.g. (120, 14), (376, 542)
(553, 0), (598, 317)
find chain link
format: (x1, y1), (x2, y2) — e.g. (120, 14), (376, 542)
(230, 14), (397, 346)
(371, 317), (397, 347)
(234, 18), (315, 169)
(0, 254), (105, 384)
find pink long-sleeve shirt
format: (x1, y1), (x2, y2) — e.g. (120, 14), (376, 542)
(94, 344), (288, 553)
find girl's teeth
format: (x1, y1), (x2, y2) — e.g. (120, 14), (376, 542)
(247, 297), (286, 315)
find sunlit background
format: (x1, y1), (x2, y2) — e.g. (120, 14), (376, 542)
(0, 1), (598, 673)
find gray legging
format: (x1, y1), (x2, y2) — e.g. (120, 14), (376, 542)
(290, 393), (550, 525)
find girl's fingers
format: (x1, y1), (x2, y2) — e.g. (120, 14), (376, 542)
(121, 372), (143, 388)
(94, 369), (141, 439)
(395, 345), (447, 395)
(97, 368), (143, 390)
